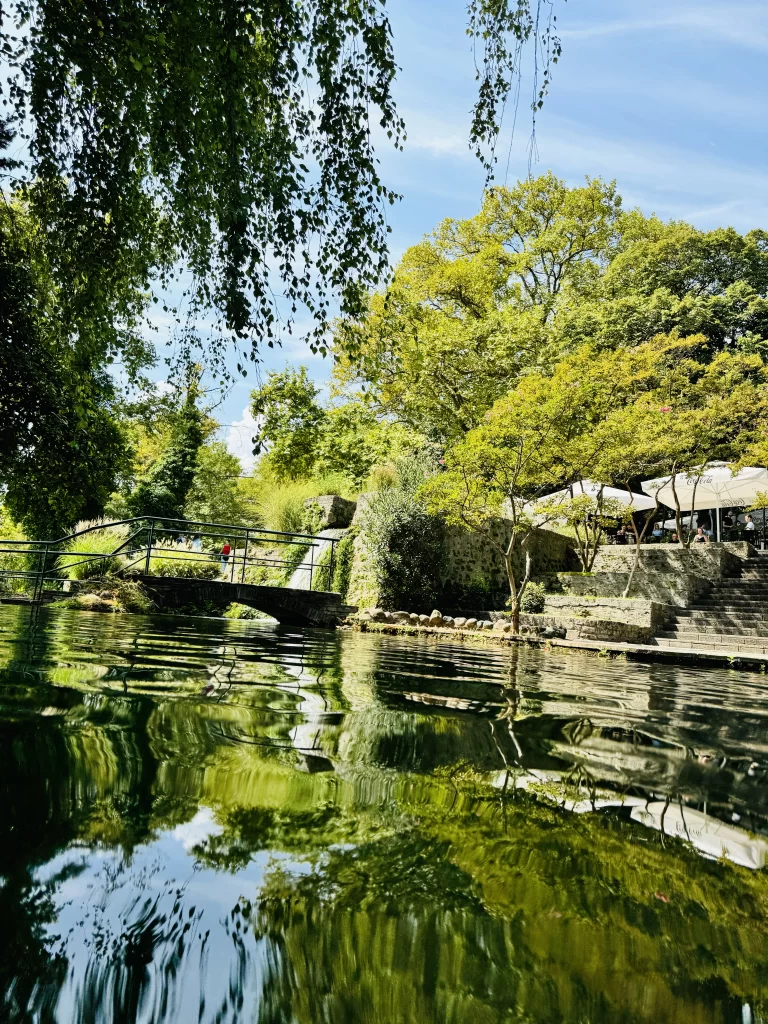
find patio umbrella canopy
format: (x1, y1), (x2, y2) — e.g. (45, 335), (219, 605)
(535, 480), (658, 512)
(642, 464), (768, 540)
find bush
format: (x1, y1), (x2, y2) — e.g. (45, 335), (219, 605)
(57, 521), (130, 580)
(149, 546), (221, 579)
(362, 458), (445, 609)
(519, 581), (546, 614)
(332, 533), (355, 599)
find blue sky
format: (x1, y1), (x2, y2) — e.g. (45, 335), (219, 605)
(205, 0), (768, 466)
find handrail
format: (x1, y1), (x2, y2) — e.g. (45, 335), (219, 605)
(0, 516), (342, 600)
(48, 515), (327, 546)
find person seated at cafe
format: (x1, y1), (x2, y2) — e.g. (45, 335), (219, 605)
(745, 514), (756, 534)
(697, 511), (712, 533)
(651, 523), (664, 542)
(693, 527), (710, 545)
(670, 531), (680, 544)
(615, 525), (628, 544)
(723, 511), (734, 529)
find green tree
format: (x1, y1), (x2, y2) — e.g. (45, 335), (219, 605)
(126, 378), (206, 520)
(250, 368), (326, 482)
(335, 173), (623, 440)
(184, 442), (246, 525)
(3, 2), (559, 362)
(0, 186), (129, 538)
(421, 363), (607, 631)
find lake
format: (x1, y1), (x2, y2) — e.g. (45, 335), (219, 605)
(1, 605), (768, 1023)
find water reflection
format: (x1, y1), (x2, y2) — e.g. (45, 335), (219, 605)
(1, 607), (768, 1022)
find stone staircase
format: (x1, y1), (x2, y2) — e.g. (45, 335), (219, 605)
(655, 553), (768, 653)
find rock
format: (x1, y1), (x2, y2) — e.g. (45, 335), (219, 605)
(418, 614), (430, 625)
(453, 617), (467, 629)
(409, 613), (420, 625)
(442, 616), (454, 627)
(358, 610), (373, 622)
(428, 613), (444, 627)
(540, 626), (567, 640)
(464, 618), (478, 630)
(430, 609), (442, 620)
(392, 611), (411, 624)
(382, 612), (395, 623)
(303, 494), (357, 528)
(481, 620), (494, 630)
(369, 608), (388, 622)
(492, 619), (508, 631)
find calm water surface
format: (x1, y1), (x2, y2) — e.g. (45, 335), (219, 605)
(2, 606), (768, 1023)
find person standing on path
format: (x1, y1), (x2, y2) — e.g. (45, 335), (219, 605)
(220, 540), (231, 574)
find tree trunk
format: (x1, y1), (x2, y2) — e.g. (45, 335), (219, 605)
(622, 493), (660, 599)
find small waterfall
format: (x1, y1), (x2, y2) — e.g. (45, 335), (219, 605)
(287, 528), (347, 590)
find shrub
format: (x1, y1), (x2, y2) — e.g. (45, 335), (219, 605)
(149, 546), (221, 579)
(332, 533), (355, 599)
(57, 521), (130, 580)
(362, 457), (445, 609)
(519, 581), (546, 614)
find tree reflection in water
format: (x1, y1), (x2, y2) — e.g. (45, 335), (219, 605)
(0, 606), (767, 1022)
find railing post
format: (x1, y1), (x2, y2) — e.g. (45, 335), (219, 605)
(241, 529), (249, 584)
(230, 537), (236, 582)
(310, 541), (315, 591)
(329, 539), (336, 592)
(144, 520), (154, 575)
(34, 543), (46, 603)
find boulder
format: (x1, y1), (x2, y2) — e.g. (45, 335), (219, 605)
(540, 625), (567, 640)
(453, 617), (467, 629)
(442, 616), (454, 628)
(409, 613), (420, 625)
(303, 494), (357, 529)
(464, 618), (478, 630)
(392, 611), (411, 624)
(369, 608), (388, 622)
(481, 620), (494, 630)
(418, 614), (430, 625)
(358, 610), (373, 622)
(428, 612), (444, 627)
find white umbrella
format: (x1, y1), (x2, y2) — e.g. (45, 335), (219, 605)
(642, 463), (768, 541)
(535, 479), (658, 512)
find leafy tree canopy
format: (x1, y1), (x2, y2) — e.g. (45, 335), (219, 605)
(250, 366), (426, 486)
(2, 1), (561, 368)
(335, 174), (768, 442)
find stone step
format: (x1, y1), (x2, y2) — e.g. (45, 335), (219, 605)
(675, 606), (768, 622)
(688, 599), (768, 608)
(661, 624), (768, 639)
(654, 635), (768, 653)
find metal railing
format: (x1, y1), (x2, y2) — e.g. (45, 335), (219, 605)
(0, 516), (340, 602)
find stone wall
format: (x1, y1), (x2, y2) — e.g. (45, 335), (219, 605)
(557, 543), (750, 608)
(543, 595), (672, 631)
(520, 613), (654, 645)
(347, 514), (576, 611)
(441, 520), (576, 605)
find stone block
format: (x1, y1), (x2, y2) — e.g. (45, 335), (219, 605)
(304, 494), (357, 529)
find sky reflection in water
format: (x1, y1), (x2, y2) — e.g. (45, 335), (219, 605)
(1, 605), (768, 1023)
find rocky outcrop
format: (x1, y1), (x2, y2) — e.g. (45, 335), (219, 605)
(304, 494), (357, 529)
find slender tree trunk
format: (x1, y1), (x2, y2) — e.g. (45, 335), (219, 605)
(622, 491), (660, 599)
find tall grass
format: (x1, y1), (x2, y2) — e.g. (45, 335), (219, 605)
(149, 545), (221, 579)
(57, 521), (131, 580)
(256, 473), (354, 534)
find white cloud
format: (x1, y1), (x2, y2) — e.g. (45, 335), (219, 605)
(225, 405), (260, 473)
(171, 807), (223, 853)
(561, 5), (768, 51)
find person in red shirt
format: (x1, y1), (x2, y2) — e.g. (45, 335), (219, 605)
(220, 540), (231, 574)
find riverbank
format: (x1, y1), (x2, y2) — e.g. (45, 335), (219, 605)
(351, 620), (768, 673)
